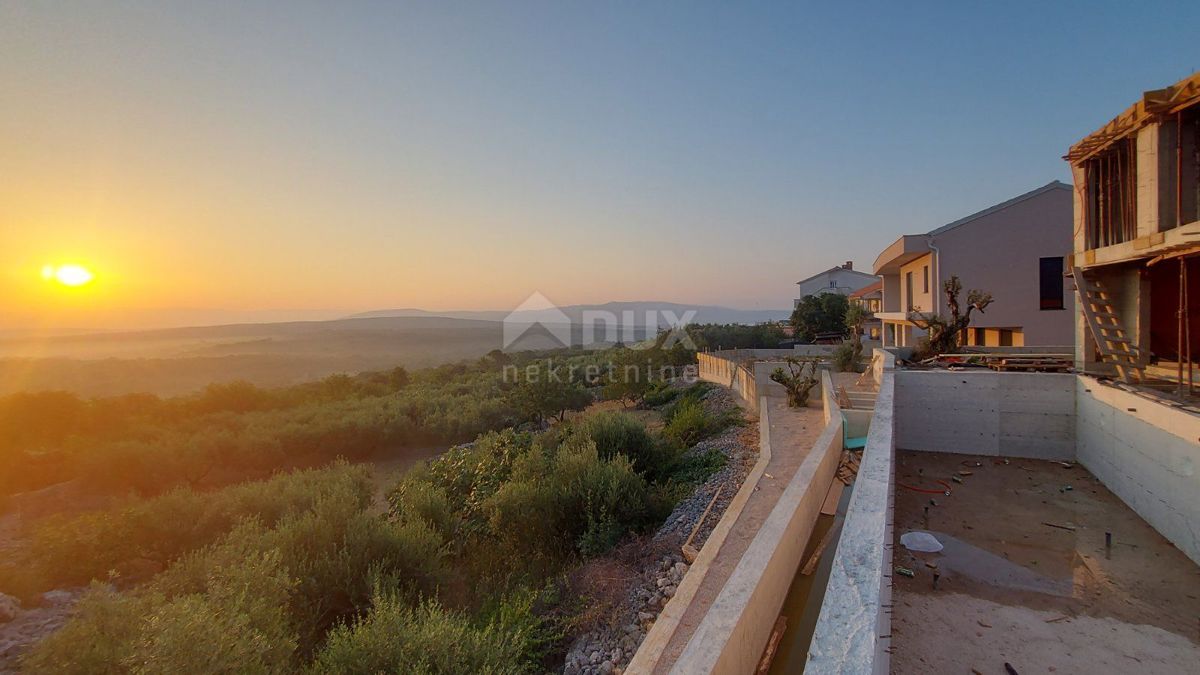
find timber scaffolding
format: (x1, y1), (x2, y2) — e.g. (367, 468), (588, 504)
(1066, 71), (1200, 403)
(900, 347), (1074, 373)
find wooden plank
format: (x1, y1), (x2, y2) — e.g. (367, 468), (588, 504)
(820, 478), (844, 516)
(801, 523), (840, 576)
(756, 615), (788, 675)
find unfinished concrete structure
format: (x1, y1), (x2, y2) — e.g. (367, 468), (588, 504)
(1066, 72), (1200, 394)
(872, 182), (1075, 348)
(624, 75), (1200, 675)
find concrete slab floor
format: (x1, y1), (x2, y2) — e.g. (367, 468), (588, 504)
(890, 451), (1200, 675)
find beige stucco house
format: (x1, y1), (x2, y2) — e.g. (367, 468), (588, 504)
(848, 280), (882, 340)
(794, 262), (878, 307)
(1066, 71), (1200, 390)
(872, 182), (1075, 348)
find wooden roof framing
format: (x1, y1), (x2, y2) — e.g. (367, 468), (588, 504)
(1066, 72), (1200, 165)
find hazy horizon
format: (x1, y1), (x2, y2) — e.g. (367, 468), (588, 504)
(4, 2), (1199, 333)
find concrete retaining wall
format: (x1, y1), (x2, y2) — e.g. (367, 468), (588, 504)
(1076, 377), (1200, 566)
(672, 406), (844, 673)
(806, 351), (895, 675)
(628, 396), (777, 673)
(697, 352), (760, 411)
(893, 371), (1076, 460)
(699, 349), (836, 408)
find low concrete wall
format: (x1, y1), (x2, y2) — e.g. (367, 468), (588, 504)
(1076, 377), (1200, 566)
(671, 412), (844, 674)
(893, 371), (1076, 460)
(806, 353), (896, 675)
(700, 349), (836, 407)
(628, 396), (776, 672)
(697, 352), (760, 411)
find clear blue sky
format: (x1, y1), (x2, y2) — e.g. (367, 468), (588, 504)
(2, 1), (1198, 327)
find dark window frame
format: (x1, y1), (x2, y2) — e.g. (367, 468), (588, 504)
(1039, 256), (1065, 310)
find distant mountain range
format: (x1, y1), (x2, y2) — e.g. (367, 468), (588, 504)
(346, 302), (790, 326)
(0, 304), (791, 397)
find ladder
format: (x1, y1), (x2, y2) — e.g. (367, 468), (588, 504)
(1072, 266), (1145, 384)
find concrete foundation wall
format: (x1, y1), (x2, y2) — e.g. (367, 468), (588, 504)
(894, 371), (1076, 460)
(672, 413), (843, 674)
(807, 352), (896, 675)
(1075, 377), (1200, 565)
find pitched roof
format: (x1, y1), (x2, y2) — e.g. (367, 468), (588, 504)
(795, 265), (878, 286)
(925, 181), (1072, 237)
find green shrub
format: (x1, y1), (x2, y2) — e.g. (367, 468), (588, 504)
(24, 552), (297, 675)
(670, 447), (728, 486)
(311, 594), (536, 675)
(483, 435), (653, 560)
(662, 400), (710, 447)
(832, 342), (859, 373)
(22, 584), (142, 675)
(23, 462), (373, 590)
(641, 382), (680, 408)
(579, 412), (677, 482)
(155, 488), (447, 653)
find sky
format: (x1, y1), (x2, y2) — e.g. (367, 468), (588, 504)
(2, 1), (1198, 331)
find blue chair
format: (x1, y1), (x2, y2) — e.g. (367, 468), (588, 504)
(842, 412), (867, 450)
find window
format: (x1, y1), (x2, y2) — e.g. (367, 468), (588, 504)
(922, 265), (929, 293)
(905, 271), (914, 310)
(999, 329), (1014, 347)
(1039, 257), (1064, 310)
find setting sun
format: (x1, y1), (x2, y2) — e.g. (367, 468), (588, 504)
(42, 264), (95, 287)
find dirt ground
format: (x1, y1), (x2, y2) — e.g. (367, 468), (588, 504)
(891, 451), (1200, 674)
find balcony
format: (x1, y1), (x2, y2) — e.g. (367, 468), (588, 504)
(872, 235), (930, 275)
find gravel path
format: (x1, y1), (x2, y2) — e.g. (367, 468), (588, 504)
(562, 386), (758, 675)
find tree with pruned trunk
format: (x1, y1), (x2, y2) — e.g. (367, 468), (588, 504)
(908, 275), (992, 358)
(769, 357), (822, 407)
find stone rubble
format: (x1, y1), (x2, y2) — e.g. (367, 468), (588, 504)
(0, 588), (85, 673)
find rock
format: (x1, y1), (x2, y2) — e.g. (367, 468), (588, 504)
(41, 590), (74, 607)
(655, 577), (669, 588)
(663, 585), (676, 598)
(673, 562), (689, 576)
(611, 648), (622, 662)
(637, 611), (654, 622)
(590, 650), (601, 664)
(0, 593), (20, 623)
(599, 660), (614, 674)
(659, 596), (670, 608)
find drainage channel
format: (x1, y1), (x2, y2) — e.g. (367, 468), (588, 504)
(766, 479), (855, 674)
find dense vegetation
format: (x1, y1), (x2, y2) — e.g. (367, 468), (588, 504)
(0, 345), (697, 500)
(0, 340), (767, 671)
(684, 323), (788, 350)
(789, 293), (850, 343)
(11, 370), (740, 673)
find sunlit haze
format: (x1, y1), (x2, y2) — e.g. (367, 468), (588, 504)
(2, 2), (1198, 332)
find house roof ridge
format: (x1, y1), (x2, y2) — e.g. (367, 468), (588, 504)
(924, 181), (1072, 237)
(795, 265), (879, 286)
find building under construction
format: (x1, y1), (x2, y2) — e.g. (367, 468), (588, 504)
(1066, 71), (1200, 398)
